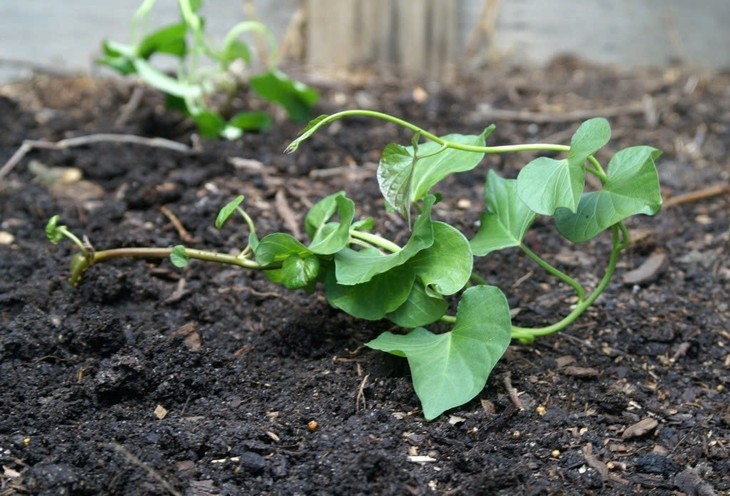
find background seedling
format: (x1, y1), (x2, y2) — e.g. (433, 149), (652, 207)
(48, 111), (662, 420)
(99, 0), (318, 139)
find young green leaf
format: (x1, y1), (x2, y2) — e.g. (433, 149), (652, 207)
(215, 195), (245, 229)
(377, 143), (417, 220)
(471, 170), (536, 256)
(170, 245), (189, 268)
(249, 70), (318, 123)
(308, 194), (356, 255)
(410, 128), (491, 202)
(407, 221), (473, 295)
(136, 23), (188, 59)
(367, 285), (512, 420)
(285, 114), (330, 153)
(45, 215), (63, 244)
(377, 131), (489, 220)
(517, 118), (611, 215)
(255, 233), (311, 265)
(555, 146), (662, 243)
(386, 282), (448, 328)
(325, 263), (416, 320)
(192, 110), (227, 139)
(98, 40), (136, 75)
(268, 254), (320, 290)
(334, 196), (435, 285)
(226, 111), (272, 132)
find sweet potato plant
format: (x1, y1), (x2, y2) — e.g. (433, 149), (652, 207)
(48, 111), (662, 419)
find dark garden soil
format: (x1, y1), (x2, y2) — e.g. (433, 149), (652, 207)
(1, 59), (728, 495)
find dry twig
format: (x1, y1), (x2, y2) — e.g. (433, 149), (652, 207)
(503, 372), (524, 411)
(663, 183), (730, 208)
(110, 443), (181, 496)
(0, 134), (198, 181)
(160, 205), (196, 244)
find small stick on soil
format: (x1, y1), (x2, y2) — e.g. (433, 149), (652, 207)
(160, 205), (196, 244)
(0, 134), (199, 181)
(662, 183), (730, 208)
(115, 85), (145, 128)
(503, 372), (524, 411)
(480, 102), (647, 123)
(110, 443), (182, 496)
(355, 374), (369, 413)
(582, 443), (609, 481)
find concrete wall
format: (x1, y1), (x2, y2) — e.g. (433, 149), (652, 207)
(1, 0), (728, 82)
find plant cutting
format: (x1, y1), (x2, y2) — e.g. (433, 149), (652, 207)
(47, 111), (662, 420)
(99, 0), (318, 139)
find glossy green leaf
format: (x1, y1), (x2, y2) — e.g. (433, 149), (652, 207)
(133, 58), (202, 98)
(227, 111), (271, 131)
(407, 222), (473, 295)
(386, 282), (448, 328)
(270, 254), (320, 290)
(377, 143), (416, 220)
(367, 285), (512, 420)
(410, 128), (491, 201)
(170, 245), (189, 268)
(137, 23), (187, 59)
(555, 146), (662, 243)
(517, 118), (611, 215)
(215, 195), (245, 229)
(334, 196), (435, 285)
(471, 170), (536, 256)
(568, 118), (611, 164)
(351, 218), (374, 231)
(249, 70), (318, 123)
(255, 233), (310, 265)
(377, 131), (490, 220)
(308, 194), (355, 255)
(191, 110), (226, 139)
(325, 263), (415, 320)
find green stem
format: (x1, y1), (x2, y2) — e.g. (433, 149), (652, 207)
(91, 247), (271, 270)
(511, 225), (623, 342)
(349, 230), (401, 253)
(520, 243), (585, 301)
(287, 110), (571, 155)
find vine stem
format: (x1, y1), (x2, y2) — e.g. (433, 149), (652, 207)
(519, 243), (586, 301)
(288, 109), (570, 155)
(91, 247), (268, 270)
(510, 224), (626, 342)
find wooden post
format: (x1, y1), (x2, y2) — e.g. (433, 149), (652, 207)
(305, 0), (457, 80)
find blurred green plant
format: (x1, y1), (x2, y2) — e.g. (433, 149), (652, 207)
(99, 0), (318, 139)
(48, 112), (662, 420)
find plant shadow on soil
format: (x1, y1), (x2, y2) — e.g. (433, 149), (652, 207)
(1, 59), (728, 495)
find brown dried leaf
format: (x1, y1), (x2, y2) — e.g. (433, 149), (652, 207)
(622, 418), (658, 439)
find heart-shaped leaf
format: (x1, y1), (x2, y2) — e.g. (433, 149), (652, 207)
(517, 118), (611, 215)
(249, 70), (318, 123)
(335, 196), (435, 285)
(255, 233), (310, 265)
(378, 131), (490, 220)
(471, 170), (536, 255)
(555, 146), (662, 242)
(266, 254), (320, 290)
(367, 285), (512, 420)
(325, 263), (416, 320)
(306, 192), (356, 255)
(386, 282), (448, 328)
(407, 221), (473, 295)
